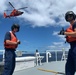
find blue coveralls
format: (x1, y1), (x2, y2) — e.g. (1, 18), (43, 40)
(65, 42), (76, 75)
(2, 49), (16, 75)
(65, 22), (76, 75)
(2, 32), (16, 75)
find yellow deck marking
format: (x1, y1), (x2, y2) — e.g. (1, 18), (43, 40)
(38, 68), (65, 75)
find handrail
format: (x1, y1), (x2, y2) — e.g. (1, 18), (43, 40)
(46, 49), (68, 63)
(0, 49), (68, 63)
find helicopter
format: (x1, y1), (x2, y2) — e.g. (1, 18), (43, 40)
(4, 2), (28, 18)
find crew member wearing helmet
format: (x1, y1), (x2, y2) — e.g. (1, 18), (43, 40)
(59, 11), (76, 75)
(2, 24), (21, 75)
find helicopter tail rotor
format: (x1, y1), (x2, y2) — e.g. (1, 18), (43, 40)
(4, 12), (7, 18)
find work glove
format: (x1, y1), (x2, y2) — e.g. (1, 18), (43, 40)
(17, 40), (21, 44)
(18, 41), (21, 44)
(58, 28), (65, 35)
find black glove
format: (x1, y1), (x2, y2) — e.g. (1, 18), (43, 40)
(58, 28), (65, 35)
(17, 41), (21, 44)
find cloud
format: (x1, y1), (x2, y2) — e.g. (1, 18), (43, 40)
(53, 31), (66, 41)
(1, 0), (76, 27)
(0, 0), (7, 13)
(47, 42), (70, 51)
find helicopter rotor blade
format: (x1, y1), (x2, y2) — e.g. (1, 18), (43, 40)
(4, 10), (12, 11)
(17, 7), (28, 10)
(9, 2), (15, 8)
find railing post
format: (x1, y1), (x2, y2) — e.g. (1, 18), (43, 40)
(46, 51), (48, 63)
(46, 51), (51, 63)
(55, 51), (57, 61)
(3, 50), (5, 62)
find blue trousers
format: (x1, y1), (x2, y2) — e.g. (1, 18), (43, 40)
(65, 44), (76, 75)
(2, 49), (16, 75)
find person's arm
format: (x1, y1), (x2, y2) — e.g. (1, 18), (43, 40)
(64, 30), (76, 37)
(6, 40), (18, 45)
(4, 32), (19, 45)
(64, 22), (76, 37)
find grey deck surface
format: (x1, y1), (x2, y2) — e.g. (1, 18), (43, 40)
(0, 62), (4, 75)
(0, 62), (4, 66)
(13, 61), (66, 75)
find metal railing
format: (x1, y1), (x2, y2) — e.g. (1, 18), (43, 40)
(45, 49), (68, 63)
(0, 49), (68, 63)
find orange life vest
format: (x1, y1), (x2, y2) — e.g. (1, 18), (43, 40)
(66, 25), (76, 42)
(4, 31), (18, 49)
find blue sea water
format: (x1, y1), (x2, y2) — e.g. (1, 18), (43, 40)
(0, 51), (68, 62)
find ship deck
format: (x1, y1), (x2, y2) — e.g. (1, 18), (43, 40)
(13, 61), (66, 75)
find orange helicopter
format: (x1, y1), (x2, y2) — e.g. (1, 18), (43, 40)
(4, 2), (28, 18)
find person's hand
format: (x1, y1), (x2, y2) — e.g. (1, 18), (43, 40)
(17, 40), (21, 44)
(58, 28), (65, 35)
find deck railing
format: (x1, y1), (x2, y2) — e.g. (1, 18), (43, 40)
(0, 49), (68, 63)
(45, 49), (68, 63)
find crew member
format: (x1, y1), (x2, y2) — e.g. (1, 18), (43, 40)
(2, 24), (20, 75)
(59, 11), (76, 75)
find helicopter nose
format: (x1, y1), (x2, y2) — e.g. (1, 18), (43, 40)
(21, 12), (24, 14)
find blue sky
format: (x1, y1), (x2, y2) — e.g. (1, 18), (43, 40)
(0, 0), (76, 52)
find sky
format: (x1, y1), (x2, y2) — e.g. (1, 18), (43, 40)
(0, 0), (76, 52)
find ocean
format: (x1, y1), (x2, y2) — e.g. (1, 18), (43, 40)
(0, 51), (68, 62)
